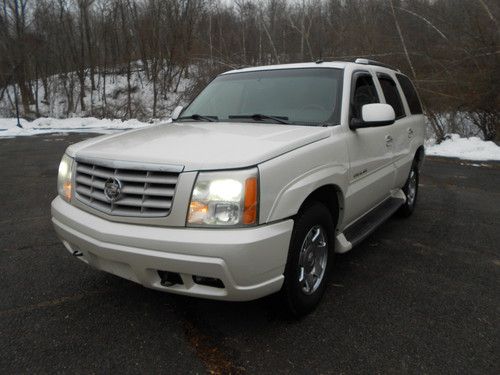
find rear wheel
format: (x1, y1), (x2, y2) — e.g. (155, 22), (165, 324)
(398, 161), (419, 217)
(280, 202), (336, 317)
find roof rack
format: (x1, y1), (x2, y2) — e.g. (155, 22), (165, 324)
(354, 58), (400, 72)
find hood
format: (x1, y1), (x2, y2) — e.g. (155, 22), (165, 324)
(67, 122), (331, 171)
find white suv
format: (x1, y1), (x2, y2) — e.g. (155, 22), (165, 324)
(52, 59), (425, 316)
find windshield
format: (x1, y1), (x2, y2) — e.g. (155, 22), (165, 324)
(180, 68), (344, 126)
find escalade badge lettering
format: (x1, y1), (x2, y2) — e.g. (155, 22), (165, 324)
(104, 177), (122, 202)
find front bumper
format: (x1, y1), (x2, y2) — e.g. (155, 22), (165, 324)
(51, 197), (293, 301)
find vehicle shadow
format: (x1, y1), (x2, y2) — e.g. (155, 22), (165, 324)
(103, 226), (386, 327)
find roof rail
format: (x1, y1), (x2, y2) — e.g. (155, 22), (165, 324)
(354, 58), (400, 72)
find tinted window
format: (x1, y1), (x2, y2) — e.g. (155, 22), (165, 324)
(351, 73), (379, 120)
(378, 75), (405, 118)
(396, 74), (423, 114)
(182, 68), (344, 126)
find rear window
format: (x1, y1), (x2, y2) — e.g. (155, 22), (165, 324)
(396, 74), (423, 114)
(378, 75), (405, 118)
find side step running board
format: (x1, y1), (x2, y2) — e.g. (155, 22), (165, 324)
(343, 196), (405, 247)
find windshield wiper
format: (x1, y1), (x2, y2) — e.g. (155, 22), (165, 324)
(177, 114), (218, 122)
(228, 114), (290, 124)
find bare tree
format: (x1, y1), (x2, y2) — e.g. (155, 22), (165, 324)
(0, 0), (497, 139)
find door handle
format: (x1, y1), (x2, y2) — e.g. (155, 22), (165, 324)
(385, 135), (393, 147)
(408, 128), (414, 139)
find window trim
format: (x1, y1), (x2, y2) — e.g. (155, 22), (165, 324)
(376, 72), (407, 120)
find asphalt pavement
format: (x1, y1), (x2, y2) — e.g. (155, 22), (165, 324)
(1, 133), (499, 374)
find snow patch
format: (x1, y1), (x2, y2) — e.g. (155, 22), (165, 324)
(425, 134), (500, 161)
(0, 117), (154, 138)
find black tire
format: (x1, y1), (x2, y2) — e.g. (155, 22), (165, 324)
(280, 201), (336, 317)
(398, 160), (419, 217)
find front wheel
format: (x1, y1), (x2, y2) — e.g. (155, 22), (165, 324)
(280, 202), (336, 317)
(398, 161), (419, 217)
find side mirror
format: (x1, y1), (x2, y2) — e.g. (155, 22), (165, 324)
(350, 103), (395, 129)
(171, 105), (184, 120)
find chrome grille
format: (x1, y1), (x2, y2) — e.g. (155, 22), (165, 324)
(74, 159), (180, 217)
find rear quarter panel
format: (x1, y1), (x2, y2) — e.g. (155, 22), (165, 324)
(393, 114), (426, 188)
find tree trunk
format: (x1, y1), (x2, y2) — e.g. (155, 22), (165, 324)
(83, 4), (96, 91)
(42, 77), (49, 103)
(34, 65), (39, 117)
(14, 64), (34, 115)
(102, 63), (107, 114)
(126, 60), (132, 119)
(78, 70), (86, 112)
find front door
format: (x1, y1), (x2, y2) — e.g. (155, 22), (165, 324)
(343, 70), (396, 225)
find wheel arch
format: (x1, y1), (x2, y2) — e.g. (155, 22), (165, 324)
(415, 145), (425, 169)
(297, 185), (343, 229)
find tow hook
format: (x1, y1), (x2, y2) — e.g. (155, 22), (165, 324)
(72, 250), (83, 257)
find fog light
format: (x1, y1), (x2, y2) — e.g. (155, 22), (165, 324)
(192, 275), (224, 289)
(158, 271), (183, 287)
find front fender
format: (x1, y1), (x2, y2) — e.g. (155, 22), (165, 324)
(258, 135), (349, 224)
(266, 164), (348, 222)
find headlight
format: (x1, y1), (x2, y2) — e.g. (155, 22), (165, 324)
(187, 168), (258, 227)
(57, 154), (74, 202)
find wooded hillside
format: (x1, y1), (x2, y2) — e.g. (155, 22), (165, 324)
(0, 0), (498, 140)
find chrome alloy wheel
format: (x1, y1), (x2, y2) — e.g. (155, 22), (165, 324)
(407, 168), (417, 206)
(298, 225), (328, 295)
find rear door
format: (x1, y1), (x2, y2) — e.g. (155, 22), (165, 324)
(394, 73), (425, 186)
(377, 72), (420, 188)
(343, 70), (396, 224)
